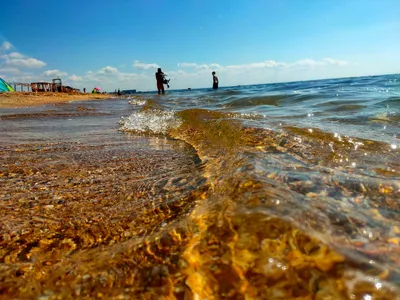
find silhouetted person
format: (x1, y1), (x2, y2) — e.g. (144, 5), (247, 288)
(155, 68), (165, 95)
(83, 88), (86, 93)
(212, 71), (219, 89)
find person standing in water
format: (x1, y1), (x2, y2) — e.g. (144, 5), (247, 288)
(155, 68), (165, 95)
(212, 71), (219, 89)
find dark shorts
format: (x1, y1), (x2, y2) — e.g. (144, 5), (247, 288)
(157, 82), (164, 91)
(213, 83), (218, 89)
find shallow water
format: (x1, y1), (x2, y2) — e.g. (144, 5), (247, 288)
(0, 74), (399, 299)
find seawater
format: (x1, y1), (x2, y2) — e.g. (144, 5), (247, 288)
(129, 74), (399, 143)
(1, 74), (399, 299)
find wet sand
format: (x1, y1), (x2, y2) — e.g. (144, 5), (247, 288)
(0, 92), (112, 108)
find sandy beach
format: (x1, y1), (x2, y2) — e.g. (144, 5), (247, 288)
(0, 92), (112, 108)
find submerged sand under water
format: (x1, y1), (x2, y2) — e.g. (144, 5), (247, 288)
(0, 98), (399, 299)
(0, 134), (207, 298)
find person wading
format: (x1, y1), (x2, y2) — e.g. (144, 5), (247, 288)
(212, 71), (219, 90)
(155, 68), (166, 95)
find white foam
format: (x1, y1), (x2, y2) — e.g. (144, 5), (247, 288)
(128, 99), (146, 106)
(119, 109), (181, 135)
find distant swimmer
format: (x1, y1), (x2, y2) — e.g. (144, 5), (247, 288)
(212, 71), (219, 90)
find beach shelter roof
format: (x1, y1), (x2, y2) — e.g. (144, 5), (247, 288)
(0, 78), (14, 92)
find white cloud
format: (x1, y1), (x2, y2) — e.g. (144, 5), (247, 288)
(98, 66), (119, 74)
(178, 60), (288, 72)
(177, 58), (349, 73)
(208, 63), (222, 69)
(8, 52), (24, 59)
(168, 57), (353, 89)
(0, 41), (12, 52)
(196, 64), (221, 71)
(177, 62), (222, 70)
(0, 52), (25, 59)
(0, 46), (45, 69)
(91, 66), (145, 82)
(133, 60), (159, 70)
(59, 66), (151, 91)
(3, 74), (36, 83)
(4, 57), (46, 68)
(178, 62), (198, 68)
(323, 58), (349, 66)
(0, 67), (21, 75)
(292, 58), (349, 68)
(69, 75), (83, 81)
(43, 69), (68, 77)
(293, 59), (323, 67)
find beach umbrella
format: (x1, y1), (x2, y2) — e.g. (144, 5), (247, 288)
(94, 87), (101, 91)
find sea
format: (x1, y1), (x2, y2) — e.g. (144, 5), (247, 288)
(0, 74), (399, 299)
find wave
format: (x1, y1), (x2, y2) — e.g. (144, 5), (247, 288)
(119, 109), (182, 135)
(370, 112), (400, 124)
(224, 95), (285, 107)
(322, 104), (366, 112)
(214, 89), (244, 96)
(128, 99), (146, 106)
(379, 97), (400, 108)
(222, 94), (323, 109)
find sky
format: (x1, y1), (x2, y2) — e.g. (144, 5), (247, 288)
(0, 0), (399, 91)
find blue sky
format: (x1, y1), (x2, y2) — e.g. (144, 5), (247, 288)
(1, 0), (399, 91)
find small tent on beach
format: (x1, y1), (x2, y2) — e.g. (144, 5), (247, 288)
(0, 78), (14, 92)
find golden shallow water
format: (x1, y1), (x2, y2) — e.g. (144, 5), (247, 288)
(0, 136), (207, 298)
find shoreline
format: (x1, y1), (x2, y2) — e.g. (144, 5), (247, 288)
(0, 92), (113, 109)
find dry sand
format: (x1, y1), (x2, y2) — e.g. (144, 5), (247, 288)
(0, 92), (112, 108)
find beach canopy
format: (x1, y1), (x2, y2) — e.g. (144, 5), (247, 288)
(0, 77), (14, 92)
(94, 87), (101, 91)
